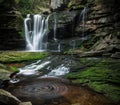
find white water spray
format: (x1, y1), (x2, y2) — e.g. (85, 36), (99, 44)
(24, 13), (59, 51)
(53, 12), (58, 41)
(80, 7), (88, 36)
(24, 14), (51, 51)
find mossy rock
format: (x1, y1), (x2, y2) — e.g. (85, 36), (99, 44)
(0, 69), (11, 80)
(0, 89), (21, 105)
(65, 58), (120, 102)
(0, 51), (48, 63)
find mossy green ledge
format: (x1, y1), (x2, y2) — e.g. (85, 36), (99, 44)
(0, 51), (49, 63)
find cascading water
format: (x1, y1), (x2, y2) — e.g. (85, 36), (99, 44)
(66, 7), (88, 51)
(80, 7), (88, 37)
(24, 14), (51, 51)
(53, 12), (58, 41)
(72, 40), (76, 50)
(58, 43), (61, 52)
(24, 13), (59, 52)
(15, 55), (81, 79)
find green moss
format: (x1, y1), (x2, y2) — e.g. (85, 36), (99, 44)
(65, 58), (120, 102)
(89, 82), (120, 101)
(0, 68), (11, 80)
(0, 52), (48, 63)
(9, 66), (19, 72)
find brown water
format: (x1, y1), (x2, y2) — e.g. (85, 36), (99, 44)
(6, 77), (117, 105)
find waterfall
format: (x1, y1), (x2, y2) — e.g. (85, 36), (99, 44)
(72, 40), (76, 50)
(24, 14), (51, 51)
(53, 12), (57, 41)
(24, 13), (59, 52)
(58, 43), (61, 52)
(80, 7), (87, 37)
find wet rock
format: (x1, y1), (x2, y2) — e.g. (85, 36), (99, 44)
(0, 80), (11, 89)
(91, 35), (120, 52)
(0, 0), (25, 50)
(76, 50), (107, 57)
(19, 102), (32, 105)
(111, 52), (120, 59)
(71, 103), (80, 105)
(0, 89), (21, 105)
(49, 10), (79, 39)
(0, 89), (32, 105)
(0, 69), (11, 80)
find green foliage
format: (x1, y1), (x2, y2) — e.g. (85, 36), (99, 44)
(64, 49), (73, 55)
(18, 0), (35, 14)
(89, 82), (120, 101)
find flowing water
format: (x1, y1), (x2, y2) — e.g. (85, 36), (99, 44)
(13, 7), (117, 105)
(79, 7), (88, 37)
(6, 55), (117, 105)
(7, 77), (116, 105)
(24, 12), (58, 52)
(17, 55), (79, 77)
(53, 12), (58, 42)
(24, 14), (51, 51)
(24, 7), (89, 52)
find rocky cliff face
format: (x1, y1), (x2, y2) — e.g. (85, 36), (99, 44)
(0, 0), (120, 53)
(0, 0), (25, 50)
(85, 0), (120, 57)
(68, 0), (120, 57)
(86, 0), (120, 50)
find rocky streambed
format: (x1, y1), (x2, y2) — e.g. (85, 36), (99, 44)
(5, 77), (116, 105)
(0, 53), (120, 105)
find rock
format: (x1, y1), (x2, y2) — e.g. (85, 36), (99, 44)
(0, 89), (21, 105)
(50, 0), (68, 11)
(71, 103), (80, 105)
(0, 0), (25, 50)
(102, 53), (112, 57)
(19, 102), (32, 105)
(91, 35), (113, 51)
(111, 52), (120, 59)
(74, 50), (108, 57)
(0, 80), (11, 88)
(0, 69), (11, 80)
(0, 89), (32, 105)
(48, 10), (79, 39)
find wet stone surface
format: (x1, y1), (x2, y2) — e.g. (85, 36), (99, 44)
(5, 77), (116, 105)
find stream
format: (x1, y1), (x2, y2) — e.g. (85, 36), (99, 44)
(6, 55), (116, 105)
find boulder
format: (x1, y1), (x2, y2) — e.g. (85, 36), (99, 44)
(0, 69), (11, 80)
(111, 52), (120, 59)
(0, 89), (21, 105)
(19, 102), (32, 105)
(0, 89), (32, 105)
